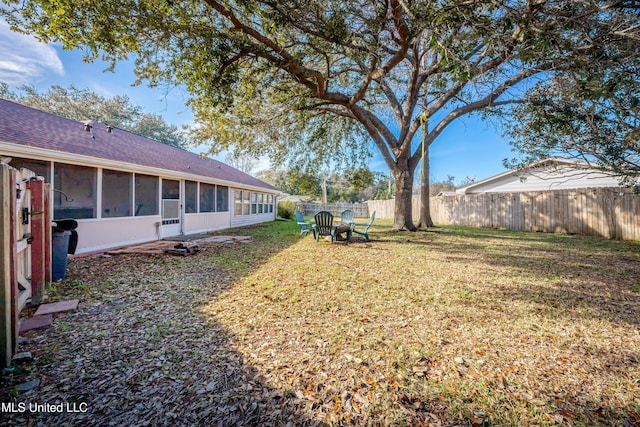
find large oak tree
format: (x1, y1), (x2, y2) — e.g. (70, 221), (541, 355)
(2, 0), (637, 229)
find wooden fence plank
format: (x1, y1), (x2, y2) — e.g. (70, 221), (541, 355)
(368, 188), (640, 241)
(299, 202), (369, 218)
(44, 183), (52, 283)
(0, 164), (13, 368)
(28, 179), (45, 305)
(9, 168), (18, 358)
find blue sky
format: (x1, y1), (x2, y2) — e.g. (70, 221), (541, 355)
(0, 19), (517, 185)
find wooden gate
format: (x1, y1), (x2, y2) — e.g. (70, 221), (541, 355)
(1, 163), (51, 367)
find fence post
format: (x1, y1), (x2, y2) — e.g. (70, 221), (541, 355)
(28, 179), (45, 305)
(0, 164), (13, 367)
(44, 183), (52, 283)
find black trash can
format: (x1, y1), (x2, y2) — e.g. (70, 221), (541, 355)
(55, 219), (79, 254)
(52, 230), (71, 281)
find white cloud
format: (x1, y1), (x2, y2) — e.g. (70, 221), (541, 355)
(253, 155), (272, 173)
(0, 19), (64, 85)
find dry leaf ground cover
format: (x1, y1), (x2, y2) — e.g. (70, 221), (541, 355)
(2, 219), (639, 426)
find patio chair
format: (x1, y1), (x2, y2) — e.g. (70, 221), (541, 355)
(340, 209), (356, 229)
(352, 211), (376, 241)
(314, 211), (336, 243)
(294, 210), (314, 237)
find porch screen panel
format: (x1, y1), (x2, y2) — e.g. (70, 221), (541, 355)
(102, 169), (132, 218)
(162, 200), (180, 221)
(54, 163), (97, 219)
(135, 174), (159, 216)
(9, 157), (51, 182)
(217, 186), (229, 212)
(185, 181), (198, 213)
(162, 179), (180, 199)
(200, 183), (215, 213)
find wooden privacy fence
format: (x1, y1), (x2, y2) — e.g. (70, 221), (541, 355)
(368, 188), (640, 241)
(298, 202), (369, 218)
(1, 163), (52, 367)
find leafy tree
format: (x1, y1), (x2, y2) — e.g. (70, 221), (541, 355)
(505, 52), (639, 188)
(3, 1), (637, 229)
(428, 175), (457, 196)
(355, 171), (395, 200)
(344, 167), (374, 194)
(257, 167), (322, 197)
(1, 83), (188, 148)
(224, 151), (258, 174)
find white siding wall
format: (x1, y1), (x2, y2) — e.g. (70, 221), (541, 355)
(183, 212), (230, 234)
(75, 216), (160, 254)
(465, 166), (621, 194)
(231, 212), (275, 228)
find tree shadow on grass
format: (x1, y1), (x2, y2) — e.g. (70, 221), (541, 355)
(1, 221), (328, 426)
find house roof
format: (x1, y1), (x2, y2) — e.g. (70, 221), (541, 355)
(455, 157), (619, 194)
(0, 98), (278, 192)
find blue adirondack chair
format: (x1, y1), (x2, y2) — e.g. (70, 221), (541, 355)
(294, 210), (314, 237)
(314, 211), (336, 243)
(352, 211), (376, 241)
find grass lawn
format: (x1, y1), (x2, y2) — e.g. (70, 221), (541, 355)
(3, 219), (639, 426)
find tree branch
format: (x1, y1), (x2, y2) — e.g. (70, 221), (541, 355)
(204, 0), (329, 98)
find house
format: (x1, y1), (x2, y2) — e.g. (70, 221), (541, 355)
(455, 158), (623, 194)
(0, 99), (280, 254)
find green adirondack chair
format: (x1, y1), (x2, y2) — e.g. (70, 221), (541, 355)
(314, 211), (336, 243)
(294, 210), (314, 237)
(340, 209), (356, 228)
(352, 211), (376, 241)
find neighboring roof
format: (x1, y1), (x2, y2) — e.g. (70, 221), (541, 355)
(456, 157), (621, 194)
(0, 99), (278, 192)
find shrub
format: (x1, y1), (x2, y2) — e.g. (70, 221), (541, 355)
(277, 201), (296, 219)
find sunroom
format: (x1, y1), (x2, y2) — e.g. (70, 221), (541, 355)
(0, 99), (280, 254)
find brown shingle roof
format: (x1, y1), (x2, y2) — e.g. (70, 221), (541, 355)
(0, 98), (278, 192)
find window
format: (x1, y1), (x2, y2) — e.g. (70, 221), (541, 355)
(217, 186), (228, 212)
(258, 193), (264, 214)
(267, 194), (274, 213)
(185, 181), (198, 213)
(54, 163), (97, 219)
(9, 157), (50, 182)
(234, 190), (243, 215)
(250, 192), (257, 214)
(200, 183), (215, 212)
(102, 169), (132, 218)
(135, 174), (159, 216)
(243, 191), (250, 215)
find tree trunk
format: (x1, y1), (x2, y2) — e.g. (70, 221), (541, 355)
(416, 147), (434, 228)
(392, 163), (416, 231)
(321, 173), (327, 203)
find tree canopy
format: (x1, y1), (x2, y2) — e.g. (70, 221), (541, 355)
(257, 166), (376, 202)
(0, 82), (189, 148)
(3, 0), (637, 229)
(504, 34), (640, 188)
